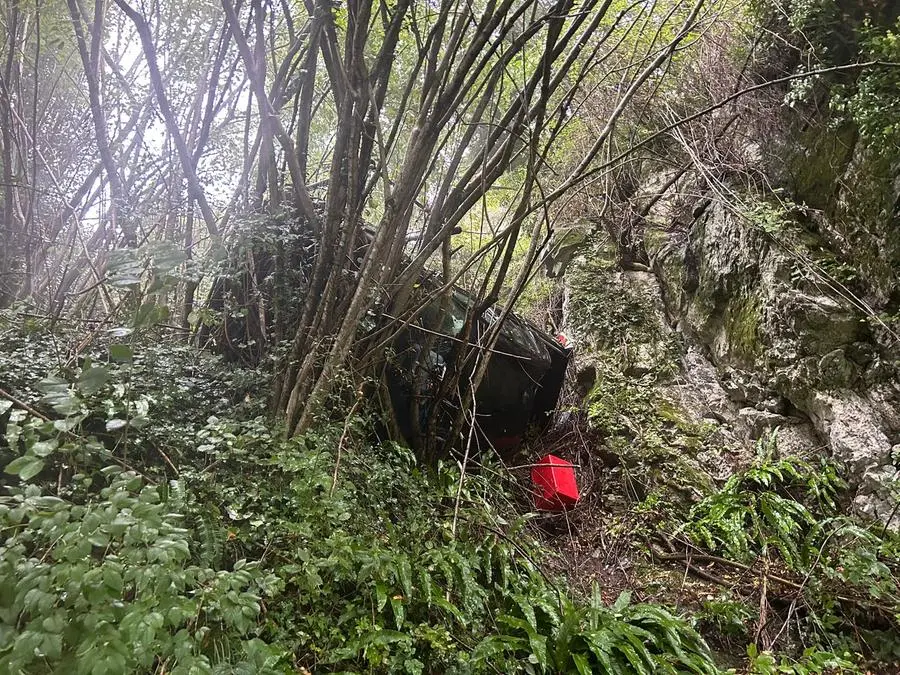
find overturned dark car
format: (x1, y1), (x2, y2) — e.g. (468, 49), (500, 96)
(386, 285), (571, 457)
(201, 217), (570, 456)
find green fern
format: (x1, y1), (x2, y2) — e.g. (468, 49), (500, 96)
(195, 505), (227, 568)
(474, 586), (721, 674)
(681, 433), (844, 569)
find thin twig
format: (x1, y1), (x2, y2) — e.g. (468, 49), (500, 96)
(0, 387), (49, 420)
(650, 546), (897, 613)
(756, 550), (770, 649)
(156, 446), (179, 476)
(330, 396), (361, 498)
(452, 361), (482, 538)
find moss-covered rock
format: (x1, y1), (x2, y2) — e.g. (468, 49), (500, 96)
(583, 360), (719, 502)
(722, 293), (762, 364)
(564, 117), (900, 528)
(634, 188), (899, 527)
(567, 242), (682, 379)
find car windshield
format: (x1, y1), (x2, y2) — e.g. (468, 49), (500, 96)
(482, 306), (544, 357)
(422, 289), (545, 360)
(422, 290), (472, 336)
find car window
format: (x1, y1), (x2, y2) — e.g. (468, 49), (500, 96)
(422, 290), (471, 336)
(484, 307), (543, 357)
(423, 289), (544, 359)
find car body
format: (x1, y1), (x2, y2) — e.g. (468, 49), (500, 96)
(387, 285), (571, 457)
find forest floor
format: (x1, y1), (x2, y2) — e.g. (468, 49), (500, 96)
(507, 410), (749, 670)
(2, 307), (899, 673)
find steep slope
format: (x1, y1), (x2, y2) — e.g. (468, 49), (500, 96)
(560, 1), (900, 529)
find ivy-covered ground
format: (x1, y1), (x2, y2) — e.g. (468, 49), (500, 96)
(1, 304), (899, 674)
(0, 309), (721, 674)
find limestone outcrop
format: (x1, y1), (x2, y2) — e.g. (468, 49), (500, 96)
(629, 134), (900, 527)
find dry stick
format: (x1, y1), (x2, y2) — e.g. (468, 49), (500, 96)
(156, 447), (179, 476)
(651, 547), (897, 614)
(329, 396), (361, 498)
(769, 524), (842, 648)
(676, 541), (693, 610)
(651, 545), (765, 588)
(0, 387), (49, 420)
(881, 500), (900, 540)
(756, 550), (771, 650)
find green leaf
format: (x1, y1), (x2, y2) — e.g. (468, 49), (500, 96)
(375, 582), (388, 612)
(30, 439), (58, 457)
(106, 418), (127, 431)
(42, 614), (66, 634)
(133, 302), (156, 328)
(53, 416), (83, 432)
(77, 365), (110, 395)
(149, 241), (187, 274)
(130, 415), (150, 429)
(6, 455), (44, 481)
(611, 591), (632, 613)
(572, 652), (591, 675)
(107, 248), (143, 287)
(398, 558), (413, 598)
(38, 376), (80, 415)
(103, 567), (124, 594)
(390, 595), (405, 630)
(30, 496), (67, 510)
(472, 635), (527, 663)
(528, 632), (548, 667)
(88, 531), (110, 548)
(367, 630), (411, 647)
(109, 344), (133, 363)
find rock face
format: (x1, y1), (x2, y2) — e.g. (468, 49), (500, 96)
(564, 248), (823, 499)
(633, 133), (900, 529)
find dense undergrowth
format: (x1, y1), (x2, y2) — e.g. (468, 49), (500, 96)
(2, 297), (899, 674)
(0, 309), (721, 674)
(676, 439), (900, 670)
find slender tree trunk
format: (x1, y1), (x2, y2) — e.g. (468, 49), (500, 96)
(113, 0), (221, 239)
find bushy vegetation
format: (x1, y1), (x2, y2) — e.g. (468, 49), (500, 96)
(673, 436), (900, 670)
(0, 309), (721, 674)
